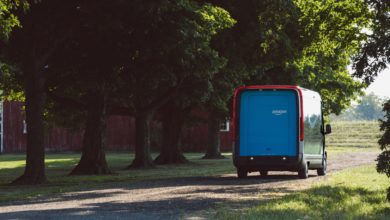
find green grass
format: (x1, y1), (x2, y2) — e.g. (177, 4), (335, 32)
(213, 121), (387, 219)
(0, 121), (383, 204)
(325, 121), (382, 156)
(0, 152), (235, 202)
(327, 145), (379, 156)
(327, 121), (382, 149)
(215, 165), (390, 220)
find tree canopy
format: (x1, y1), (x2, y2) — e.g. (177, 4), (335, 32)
(1, 0), (81, 184)
(0, 0), (27, 40)
(353, 0), (389, 84)
(0, 0), (387, 184)
(293, 0), (370, 115)
(44, 0), (236, 168)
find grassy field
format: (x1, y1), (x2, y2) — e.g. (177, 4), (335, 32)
(327, 121), (382, 149)
(216, 165), (390, 219)
(0, 120), (383, 204)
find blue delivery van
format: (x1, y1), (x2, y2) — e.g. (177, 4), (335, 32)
(232, 85), (332, 179)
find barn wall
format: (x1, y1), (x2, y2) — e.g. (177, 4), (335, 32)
(45, 127), (83, 152)
(182, 125), (231, 152)
(2, 101), (232, 153)
(3, 101), (26, 152)
(105, 116), (135, 151)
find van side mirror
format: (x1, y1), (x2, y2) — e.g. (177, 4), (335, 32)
(325, 124), (332, 135)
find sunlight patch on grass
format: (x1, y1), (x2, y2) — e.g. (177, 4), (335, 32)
(0, 159), (26, 169)
(0, 153), (235, 202)
(216, 165), (390, 220)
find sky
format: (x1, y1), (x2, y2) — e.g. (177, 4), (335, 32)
(366, 68), (390, 99)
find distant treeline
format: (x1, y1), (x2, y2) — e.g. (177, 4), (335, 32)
(330, 93), (386, 121)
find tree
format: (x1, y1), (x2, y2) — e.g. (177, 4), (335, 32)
(201, 0), (372, 158)
(45, 80), (113, 176)
(154, 101), (191, 164)
(153, 10), (238, 163)
(153, 59), (221, 164)
(42, 0), (233, 169)
(377, 100), (390, 201)
(202, 0), (305, 158)
(1, 0), (79, 184)
(292, 0), (370, 115)
(117, 0), (234, 168)
(203, 109), (226, 159)
(353, 0), (390, 201)
(353, 93), (385, 120)
(353, 0), (389, 84)
(44, 1), (137, 175)
(346, 0), (390, 201)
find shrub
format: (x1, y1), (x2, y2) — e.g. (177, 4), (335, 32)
(377, 99), (390, 201)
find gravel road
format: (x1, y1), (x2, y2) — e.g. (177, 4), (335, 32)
(0, 151), (378, 220)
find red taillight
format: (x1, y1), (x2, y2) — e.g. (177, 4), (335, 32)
(231, 86), (242, 141)
(297, 88), (304, 141)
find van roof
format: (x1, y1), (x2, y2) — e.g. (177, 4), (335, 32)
(234, 85), (320, 97)
(235, 85), (302, 90)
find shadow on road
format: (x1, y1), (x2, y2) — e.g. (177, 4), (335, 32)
(0, 180), (299, 220)
(0, 172), (309, 204)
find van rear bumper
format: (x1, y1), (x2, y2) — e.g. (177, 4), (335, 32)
(233, 154), (304, 172)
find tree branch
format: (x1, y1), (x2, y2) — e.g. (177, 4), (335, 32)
(45, 85), (86, 110)
(141, 87), (179, 115)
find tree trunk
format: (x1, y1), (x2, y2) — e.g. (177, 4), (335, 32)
(154, 103), (188, 164)
(12, 60), (47, 185)
(70, 93), (111, 175)
(128, 113), (155, 168)
(203, 111), (225, 159)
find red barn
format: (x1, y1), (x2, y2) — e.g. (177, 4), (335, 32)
(0, 101), (232, 153)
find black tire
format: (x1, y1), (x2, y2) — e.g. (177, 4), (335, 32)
(260, 170), (268, 176)
(298, 162), (309, 179)
(317, 155), (327, 176)
(237, 169), (248, 178)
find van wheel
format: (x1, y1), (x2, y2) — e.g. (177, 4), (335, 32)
(317, 155), (327, 176)
(260, 170), (268, 176)
(237, 169), (248, 178)
(298, 162), (309, 179)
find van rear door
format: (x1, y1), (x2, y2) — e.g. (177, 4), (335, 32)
(239, 90), (298, 157)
